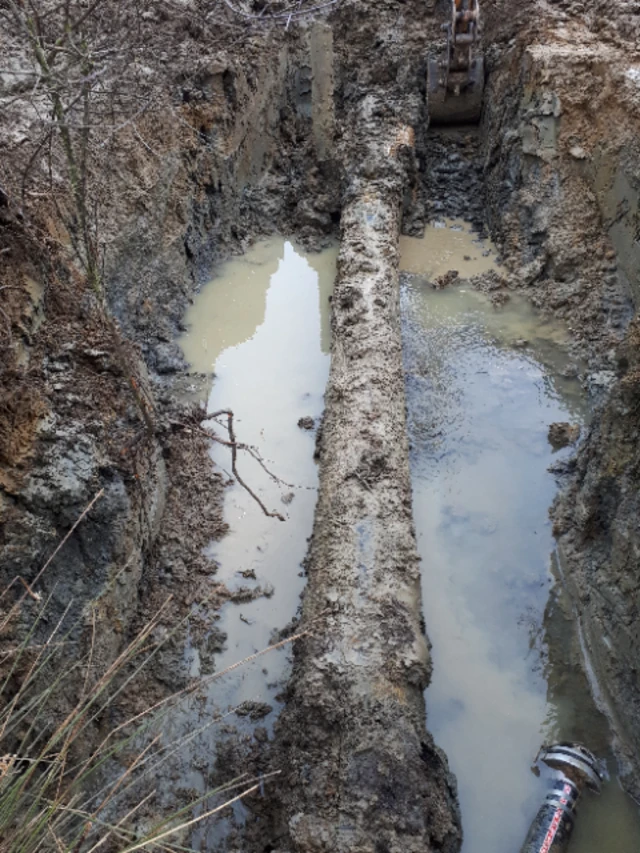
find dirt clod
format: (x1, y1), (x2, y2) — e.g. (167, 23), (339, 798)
(433, 270), (459, 290)
(297, 416), (315, 430)
(548, 422), (581, 450)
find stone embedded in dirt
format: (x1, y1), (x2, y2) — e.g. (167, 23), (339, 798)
(513, 338), (529, 348)
(297, 416), (315, 430)
(490, 291), (510, 306)
(281, 491), (295, 505)
(570, 145), (588, 160)
(83, 348), (110, 360)
(432, 270), (459, 289)
(548, 422), (581, 450)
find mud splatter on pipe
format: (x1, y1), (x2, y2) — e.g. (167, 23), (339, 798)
(520, 743), (607, 853)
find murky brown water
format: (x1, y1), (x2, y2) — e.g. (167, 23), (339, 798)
(180, 235), (337, 716)
(176, 237), (337, 849)
(401, 220), (640, 853)
(180, 239), (333, 372)
(399, 217), (501, 280)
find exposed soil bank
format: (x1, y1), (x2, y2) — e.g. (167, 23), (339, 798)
(0, 0), (338, 716)
(476, 4), (640, 797)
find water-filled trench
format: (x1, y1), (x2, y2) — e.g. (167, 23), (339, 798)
(178, 225), (640, 851)
(401, 221), (640, 853)
(179, 237), (337, 729)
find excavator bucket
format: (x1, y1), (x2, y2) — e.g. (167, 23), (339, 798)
(427, 0), (484, 125)
(427, 55), (484, 124)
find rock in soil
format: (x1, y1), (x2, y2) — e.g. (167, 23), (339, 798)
(548, 422), (581, 450)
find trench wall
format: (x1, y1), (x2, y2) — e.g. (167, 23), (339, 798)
(0, 18), (339, 708)
(481, 19), (640, 795)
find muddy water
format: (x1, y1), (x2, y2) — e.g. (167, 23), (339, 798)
(399, 217), (500, 280)
(401, 221), (640, 853)
(179, 237), (336, 723)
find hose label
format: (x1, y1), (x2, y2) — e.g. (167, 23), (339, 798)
(539, 783), (572, 853)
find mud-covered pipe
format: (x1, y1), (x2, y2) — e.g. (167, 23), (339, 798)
(265, 106), (461, 851)
(519, 744), (606, 853)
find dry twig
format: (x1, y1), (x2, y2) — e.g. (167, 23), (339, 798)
(171, 410), (287, 520)
(217, 0), (340, 21)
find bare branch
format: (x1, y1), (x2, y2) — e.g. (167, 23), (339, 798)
(170, 411), (287, 521)
(208, 409), (286, 521)
(216, 0), (341, 21)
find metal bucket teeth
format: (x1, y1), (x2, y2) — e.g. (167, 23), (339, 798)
(427, 56), (484, 125)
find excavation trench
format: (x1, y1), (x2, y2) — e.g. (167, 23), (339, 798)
(3, 1), (640, 851)
(180, 216), (640, 853)
(171, 29), (640, 852)
(176, 135), (640, 853)
(402, 219), (640, 853)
